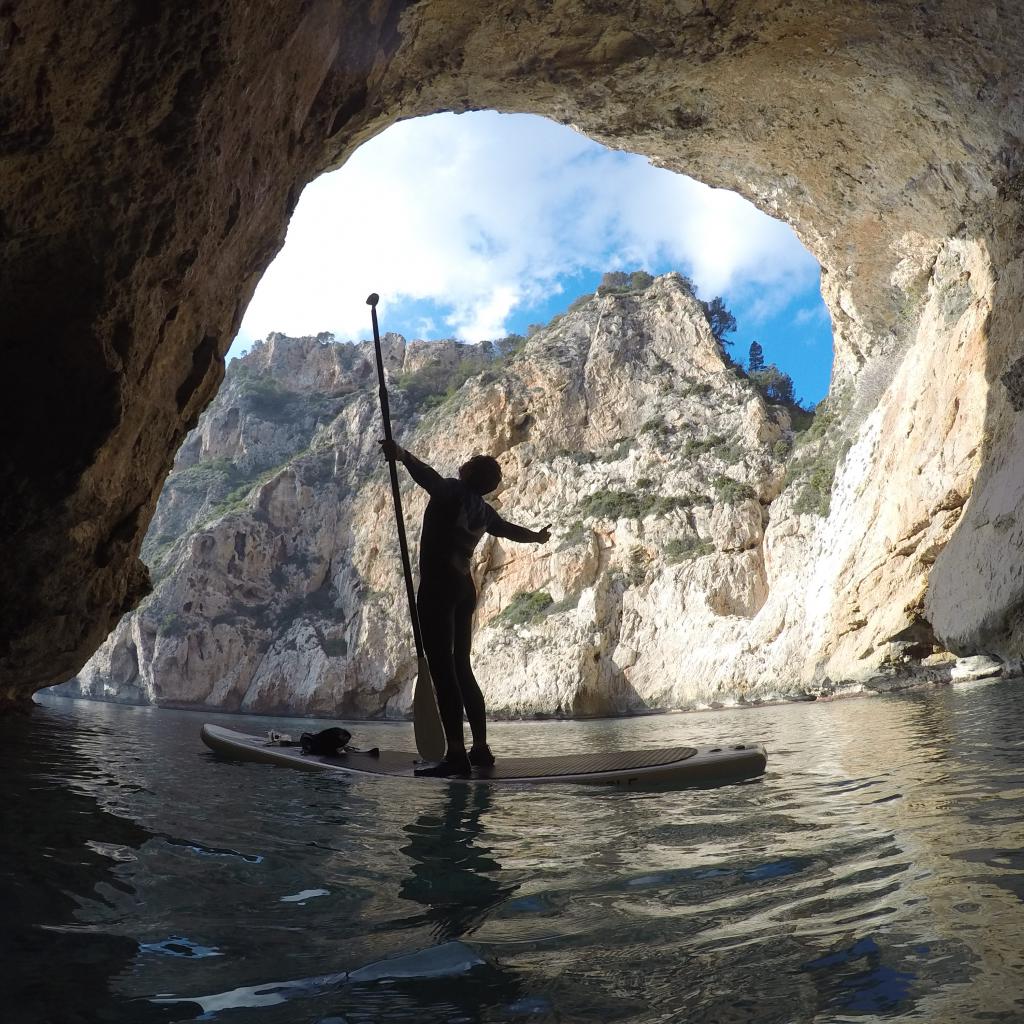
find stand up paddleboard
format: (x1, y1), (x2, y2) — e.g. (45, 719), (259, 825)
(200, 724), (767, 787)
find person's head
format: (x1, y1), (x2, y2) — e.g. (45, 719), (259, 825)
(459, 454), (502, 495)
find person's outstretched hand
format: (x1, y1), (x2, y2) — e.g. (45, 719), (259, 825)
(536, 524), (552, 544)
(379, 439), (404, 462)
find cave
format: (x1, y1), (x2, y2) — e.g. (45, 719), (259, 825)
(3, 2), (1022, 709)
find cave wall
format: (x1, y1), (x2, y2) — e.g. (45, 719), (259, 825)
(2, 0), (1022, 705)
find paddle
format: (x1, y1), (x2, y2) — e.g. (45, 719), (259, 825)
(366, 293), (446, 762)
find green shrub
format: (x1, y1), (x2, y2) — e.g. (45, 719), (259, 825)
(690, 434), (722, 454)
(568, 293), (594, 312)
(712, 475), (756, 504)
(496, 333), (526, 358)
(683, 434), (742, 463)
(596, 268), (657, 297)
(578, 489), (642, 519)
(665, 535), (714, 563)
(789, 404), (816, 433)
(684, 492), (714, 507)
(641, 415), (676, 440)
(547, 592), (582, 615)
(679, 379), (713, 399)
(749, 364), (796, 405)
(784, 388), (852, 516)
(598, 438), (634, 462)
(237, 373), (305, 423)
(577, 489), (691, 521)
(553, 448), (596, 465)
(596, 270), (630, 294)
(321, 636), (349, 657)
(205, 456), (302, 520)
(497, 590), (553, 626)
(395, 336), (532, 412)
(791, 388), (850, 447)
(157, 611), (185, 636)
(145, 539), (176, 579)
(627, 546), (649, 585)
(772, 438), (792, 460)
(787, 441), (850, 517)
(651, 494), (693, 516)
(172, 457), (243, 495)
(394, 359), (479, 413)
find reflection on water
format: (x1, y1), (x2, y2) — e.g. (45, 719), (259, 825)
(2, 680), (1023, 1023)
(399, 785), (520, 944)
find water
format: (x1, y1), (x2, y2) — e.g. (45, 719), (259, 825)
(3, 680), (1024, 1024)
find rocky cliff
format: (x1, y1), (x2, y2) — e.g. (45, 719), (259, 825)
(5, 2), (1023, 709)
(61, 273), (1004, 717)
(60, 275), (786, 714)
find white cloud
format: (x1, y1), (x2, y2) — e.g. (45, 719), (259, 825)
(794, 304), (831, 326)
(235, 111), (819, 348)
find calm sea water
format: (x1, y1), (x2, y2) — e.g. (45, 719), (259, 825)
(4, 681), (1024, 1024)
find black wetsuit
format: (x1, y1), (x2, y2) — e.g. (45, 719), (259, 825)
(402, 451), (537, 751)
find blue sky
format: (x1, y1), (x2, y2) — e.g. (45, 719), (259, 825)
(234, 112), (833, 405)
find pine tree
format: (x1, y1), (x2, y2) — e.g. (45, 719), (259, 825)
(750, 363), (796, 405)
(700, 297), (736, 345)
(597, 270), (630, 294)
(748, 340), (765, 372)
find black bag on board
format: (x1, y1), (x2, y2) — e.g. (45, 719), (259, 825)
(300, 726), (352, 756)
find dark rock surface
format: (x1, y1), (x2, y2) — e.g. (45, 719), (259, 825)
(2, 1), (1022, 705)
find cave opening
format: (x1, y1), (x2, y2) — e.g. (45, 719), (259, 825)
(9, 8), (1024, 1016)
(7, 3), (1019, 713)
(57, 111), (851, 716)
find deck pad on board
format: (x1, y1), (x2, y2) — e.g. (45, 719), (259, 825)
(201, 723), (767, 787)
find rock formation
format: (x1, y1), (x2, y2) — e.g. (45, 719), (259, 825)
(58, 275), (1003, 716)
(59, 276), (785, 713)
(3, 2), (1023, 707)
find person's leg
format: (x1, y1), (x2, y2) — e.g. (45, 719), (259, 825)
(452, 577), (494, 766)
(416, 584), (469, 768)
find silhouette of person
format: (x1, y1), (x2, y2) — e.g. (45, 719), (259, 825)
(379, 440), (550, 777)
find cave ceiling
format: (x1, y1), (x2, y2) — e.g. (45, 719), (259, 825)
(1, 1), (1021, 705)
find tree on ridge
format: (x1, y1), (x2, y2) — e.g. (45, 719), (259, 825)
(701, 297), (736, 346)
(748, 340), (765, 372)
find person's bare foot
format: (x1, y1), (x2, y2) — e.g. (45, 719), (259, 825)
(469, 744), (495, 767)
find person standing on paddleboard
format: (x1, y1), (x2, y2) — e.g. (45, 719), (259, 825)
(379, 440), (551, 777)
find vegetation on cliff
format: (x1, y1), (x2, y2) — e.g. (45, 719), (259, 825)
(64, 273), (838, 715)
(783, 387), (852, 516)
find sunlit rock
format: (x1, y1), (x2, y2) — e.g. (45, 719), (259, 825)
(4, 2), (1023, 705)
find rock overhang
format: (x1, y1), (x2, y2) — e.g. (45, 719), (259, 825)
(2, 1), (1022, 705)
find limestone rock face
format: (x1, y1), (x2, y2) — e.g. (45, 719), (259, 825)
(3, 1), (1024, 705)
(61, 277), (799, 714)
(62, 269), (1016, 715)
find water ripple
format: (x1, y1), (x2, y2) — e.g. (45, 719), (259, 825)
(4, 679), (1024, 1023)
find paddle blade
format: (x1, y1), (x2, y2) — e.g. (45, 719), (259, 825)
(412, 656), (446, 762)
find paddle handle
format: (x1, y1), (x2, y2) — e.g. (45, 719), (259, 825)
(368, 302), (425, 660)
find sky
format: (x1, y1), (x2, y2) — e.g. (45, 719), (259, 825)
(234, 111), (834, 404)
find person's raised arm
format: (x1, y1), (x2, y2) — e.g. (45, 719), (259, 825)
(378, 439), (448, 497)
(486, 508), (551, 545)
